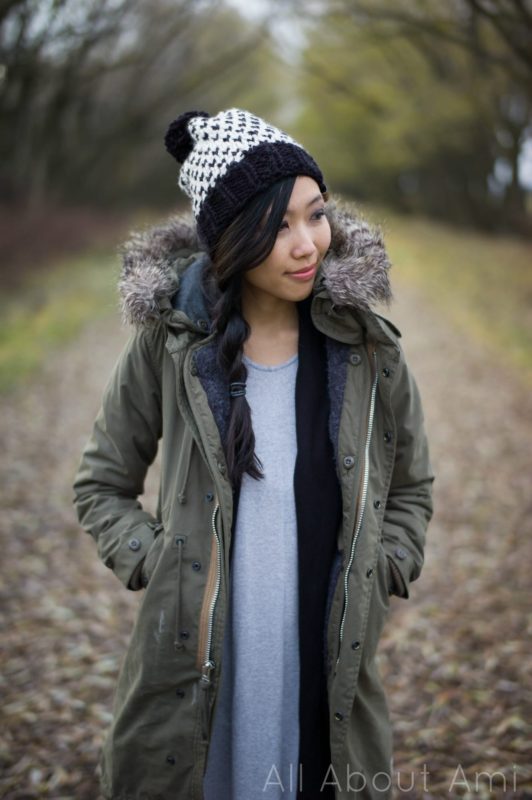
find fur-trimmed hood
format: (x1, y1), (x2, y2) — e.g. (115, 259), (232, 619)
(118, 200), (393, 330)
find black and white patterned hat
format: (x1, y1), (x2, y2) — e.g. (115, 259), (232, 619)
(164, 108), (326, 251)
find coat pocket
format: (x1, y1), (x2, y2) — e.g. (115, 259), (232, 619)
(140, 525), (164, 588)
(143, 531), (188, 651)
(377, 542), (393, 603)
(172, 534), (187, 651)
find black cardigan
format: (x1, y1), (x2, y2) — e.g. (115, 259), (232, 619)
(294, 296), (342, 798)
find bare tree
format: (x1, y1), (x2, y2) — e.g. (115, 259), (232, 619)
(297, 0), (532, 84)
(286, 0), (531, 230)
(0, 0), (271, 207)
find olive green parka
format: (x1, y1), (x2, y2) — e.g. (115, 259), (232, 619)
(73, 202), (434, 800)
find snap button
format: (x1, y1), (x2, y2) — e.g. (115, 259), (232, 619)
(395, 547), (408, 560)
(192, 561), (202, 571)
(349, 353), (361, 366)
(373, 499), (382, 509)
(175, 536), (185, 546)
(351, 641), (360, 650)
(128, 537), (141, 552)
(382, 367), (391, 378)
(366, 568), (374, 578)
(217, 461), (226, 474)
(343, 455), (355, 469)
(334, 711), (344, 721)
(205, 492), (214, 502)
(179, 630), (190, 640)
(384, 431), (392, 443)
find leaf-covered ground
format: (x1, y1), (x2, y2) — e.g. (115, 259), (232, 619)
(0, 279), (531, 799)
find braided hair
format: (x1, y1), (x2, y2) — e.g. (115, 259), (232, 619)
(204, 176), (297, 489)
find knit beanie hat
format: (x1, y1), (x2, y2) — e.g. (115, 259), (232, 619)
(164, 108), (326, 251)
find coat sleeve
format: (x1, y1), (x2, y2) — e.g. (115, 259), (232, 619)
(72, 324), (164, 591)
(382, 349), (435, 598)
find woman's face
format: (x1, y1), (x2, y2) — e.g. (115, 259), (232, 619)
(242, 176), (331, 306)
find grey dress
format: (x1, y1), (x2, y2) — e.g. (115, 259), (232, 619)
(203, 353), (300, 799)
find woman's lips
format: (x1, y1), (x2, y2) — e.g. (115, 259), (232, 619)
(286, 264), (317, 281)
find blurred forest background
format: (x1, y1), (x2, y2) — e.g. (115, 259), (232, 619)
(1, 1), (532, 798)
(2, 0), (532, 224)
(0, 0), (532, 222)
(1, 0), (532, 385)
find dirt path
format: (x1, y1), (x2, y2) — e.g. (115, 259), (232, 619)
(1, 281), (531, 799)
(380, 283), (532, 798)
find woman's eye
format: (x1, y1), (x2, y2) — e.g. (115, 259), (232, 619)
(278, 209), (325, 233)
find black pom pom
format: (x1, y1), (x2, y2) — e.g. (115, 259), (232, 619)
(164, 111), (210, 163)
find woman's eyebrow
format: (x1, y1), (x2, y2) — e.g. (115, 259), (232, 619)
(285, 194), (323, 215)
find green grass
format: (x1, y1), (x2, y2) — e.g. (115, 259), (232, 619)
(0, 248), (119, 393)
(362, 206), (532, 381)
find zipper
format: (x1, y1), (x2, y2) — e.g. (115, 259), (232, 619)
(335, 348), (378, 671)
(198, 498), (222, 739)
(201, 500), (222, 671)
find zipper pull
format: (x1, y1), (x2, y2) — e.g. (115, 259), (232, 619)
(200, 659), (215, 688)
(200, 660), (216, 741)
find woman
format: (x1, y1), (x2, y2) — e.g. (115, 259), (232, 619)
(73, 108), (434, 800)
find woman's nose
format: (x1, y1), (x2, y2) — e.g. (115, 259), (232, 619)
(291, 226), (316, 259)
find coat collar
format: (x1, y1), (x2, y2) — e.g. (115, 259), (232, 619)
(118, 199), (394, 341)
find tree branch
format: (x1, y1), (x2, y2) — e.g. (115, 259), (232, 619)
(468, 0), (532, 69)
(326, 1), (532, 82)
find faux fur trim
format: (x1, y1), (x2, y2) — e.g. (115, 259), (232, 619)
(323, 203), (392, 311)
(118, 199), (392, 327)
(119, 214), (200, 326)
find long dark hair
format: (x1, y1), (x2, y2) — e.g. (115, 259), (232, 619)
(203, 175), (297, 490)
